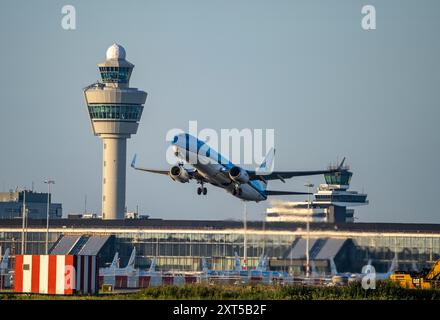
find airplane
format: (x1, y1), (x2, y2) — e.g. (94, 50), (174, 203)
(141, 257), (163, 287)
(201, 252), (243, 277)
(329, 254), (398, 283)
(0, 248), (11, 288)
(0, 248), (9, 274)
(255, 254), (268, 272)
(201, 253), (287, 282)
(100, 249), (166, 288)
(131, 133), (345, 202)
(249, 254), (288, 280)
(149, 257), (157, 273)
(99, 248), (137, 276)
(107, 252), (120, 269)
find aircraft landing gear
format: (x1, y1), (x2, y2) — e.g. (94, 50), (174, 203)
(197, 183), (207, 195)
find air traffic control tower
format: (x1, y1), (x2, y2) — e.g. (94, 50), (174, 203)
(84, 44), (147, 219)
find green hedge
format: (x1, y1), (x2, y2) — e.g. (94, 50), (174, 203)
(2, 281), (440, 300)
(126, 281), (440, 300)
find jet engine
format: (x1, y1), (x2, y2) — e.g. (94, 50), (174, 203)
(170, 165), (190, 183)
(229, 166), (249, 184)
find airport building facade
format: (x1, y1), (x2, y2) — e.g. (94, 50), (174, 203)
(0, 219), (439, 274)
(0, 191), (62, 220)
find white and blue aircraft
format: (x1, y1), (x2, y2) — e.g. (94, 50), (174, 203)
(201, 252), (242, 277)
(0, 248), (9, 275)
(131, 133), (344, 202)
(329, 254), (398, 282)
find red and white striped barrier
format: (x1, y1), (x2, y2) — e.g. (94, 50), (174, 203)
(14, 255), (98, 295)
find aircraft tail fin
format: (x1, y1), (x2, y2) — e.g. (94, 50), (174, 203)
(329, 257), (338, 275)
(0, 248), (9, 272)
(388, 253), (399, 273)
(126, 247), (136, 269)
(110, 252), (119, 269)
(201, 257), (208, 273)
(149, 257), (157, 273)
(256, 148), (275, 176)
(256, 254), (265, 272)
(234, 252), (241, 272)
(310, 260), (318, 276)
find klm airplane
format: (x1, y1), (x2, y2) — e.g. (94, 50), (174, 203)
(131, 133), (344, 202)
(201, 252), (242, 277)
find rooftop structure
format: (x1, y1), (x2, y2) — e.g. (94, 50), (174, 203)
(0, 190), (62, 220)
(266, 167), (368, 223)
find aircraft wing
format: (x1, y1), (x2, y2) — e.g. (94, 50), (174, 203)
(265, 190), (312, 196)
(131, 154), (170, 175)
(249, 158), (346, 182)
(132, 167), (169, 175)
(130, 154), (207, 181)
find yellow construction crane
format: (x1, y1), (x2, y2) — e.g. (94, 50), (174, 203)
(390, 259), (440, 289)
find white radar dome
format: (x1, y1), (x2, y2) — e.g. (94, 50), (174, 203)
(106, 43), (126, 60)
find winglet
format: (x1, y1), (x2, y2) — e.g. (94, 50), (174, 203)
(131, 154), (137, 168)
(337, 157), (346, 170)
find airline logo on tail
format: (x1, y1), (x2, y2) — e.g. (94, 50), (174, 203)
(234, 252), (242, 272)
(148, 257), (157, 273)
(0, 248), (9, 272)
(201, 257), (208, 273)
(256, 148), (275, 176)
(256, 254), (268, 272)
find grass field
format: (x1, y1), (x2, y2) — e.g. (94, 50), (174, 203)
(1, 281), (440, 300)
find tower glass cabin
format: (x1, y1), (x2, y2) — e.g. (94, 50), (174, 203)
(323, 170), (352, 190)
(84, 44), (147, 219)
(266, 166), (368, 223)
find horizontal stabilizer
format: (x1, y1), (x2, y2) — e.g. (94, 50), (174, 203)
(265, 190), (312, 196)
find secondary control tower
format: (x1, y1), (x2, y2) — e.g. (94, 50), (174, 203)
(83, 44), (147, 219)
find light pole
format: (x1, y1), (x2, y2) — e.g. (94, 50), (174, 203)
(304, 183), (314, 277)
(21, 190), (26, 254)
(44, 179), (55, 254)
(243, 201), (248, 271)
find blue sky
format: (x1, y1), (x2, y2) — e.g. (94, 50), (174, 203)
(0, 0), (439, 223)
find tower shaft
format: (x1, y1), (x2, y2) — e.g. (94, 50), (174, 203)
(102, 136), (127, 219)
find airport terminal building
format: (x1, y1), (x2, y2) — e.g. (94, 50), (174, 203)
(0, 219), (439, 274)
(0, 191), (62, 220)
